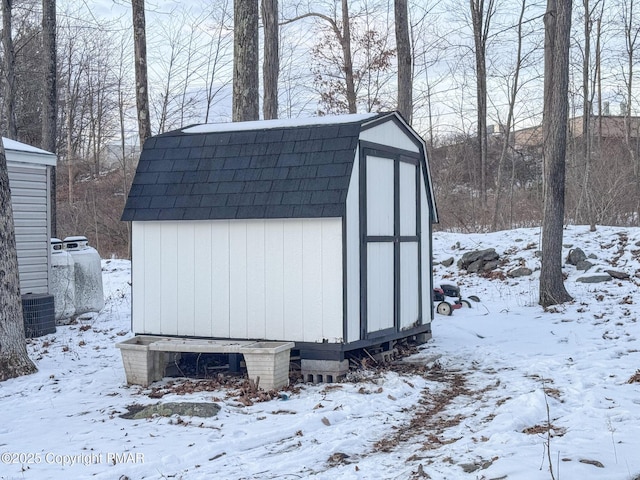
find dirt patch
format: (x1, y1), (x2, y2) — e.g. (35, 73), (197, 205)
(373, 363), (474, 453)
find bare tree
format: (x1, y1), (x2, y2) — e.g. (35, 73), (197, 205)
(338, 0), (355, 113)
(470, 0), (497, 207)
(42, 0), (57, 236)
(233, 0), (259, 121)
(572, 0), (604, 231)
(395, 0), (412, 123)
(283, 0), (357, 114)
(262, 0), (279, 119)
(132, 0), (151, 145)
(2, 0), (17, 139)
(201, 0), (233, 123)
(621, 0), (640, 222)
(0, 138), (38, 381)
(540, 0), (573, 307)
(492, 0), (527, 231)
(411, 1), (447, 148)
(41, 0), (56, 153)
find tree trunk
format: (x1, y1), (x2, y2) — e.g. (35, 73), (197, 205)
(395, 0), (412, 123)
(132, 0), (152, 145)
(470, 0), (493, 207)
(233, 0), (259, 122)
(0, 139), (38, 381)
(262, 0), (279, 120)
(623, 0), (640, 224)
(42, 0), (57, 237)
(539, 0), (573, 308)
(341, 0), (356, 114)
(2, 0), (17, 140)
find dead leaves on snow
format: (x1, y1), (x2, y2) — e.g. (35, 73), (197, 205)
(141, 377), (300, 406)
(373, 366), (477, 454)
(521, 423), (566, 437)
(628, 370), (640, 383)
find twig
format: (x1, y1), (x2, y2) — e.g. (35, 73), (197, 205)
(362, 348), (378, 364)
(543, 383), (557, 480)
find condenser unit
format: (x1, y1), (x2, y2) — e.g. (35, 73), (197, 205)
(21, 293), (56, 338)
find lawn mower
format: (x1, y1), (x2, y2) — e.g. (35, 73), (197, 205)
(432, 284), (480, 316)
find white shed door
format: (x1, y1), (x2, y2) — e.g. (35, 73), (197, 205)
(362, 149), (421, 338)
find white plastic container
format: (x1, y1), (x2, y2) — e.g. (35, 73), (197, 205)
(50, 238), (76, 322)
(63, 236), (104, 314)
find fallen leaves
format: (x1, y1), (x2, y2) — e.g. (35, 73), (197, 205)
(522, 424), (566, 437)
(627, 370), (640, 384)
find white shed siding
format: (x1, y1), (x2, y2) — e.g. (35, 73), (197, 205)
(247, 222), (267, 339)
(265, 222), (285, 339)
(366, 243), (394, 332)
(345, 149), (361, 343)
(193, 222), (215, 337)
(132, 218), (343, 342)
(366, 156), (394, 236)
(229, 222), (249, 338)
(399, 162), (417, 236)
(210, 221), (232, 337)
(177, 225), (196, 336)
(7, 162), (51, 294)
(400, 242), (420, 329)
(420, 178), (433, 322)
(360, 121), (420, 153)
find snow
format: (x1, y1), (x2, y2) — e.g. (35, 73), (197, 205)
(1, 225), (640, 480)
(182, 113), (380, 134)
(2, 137), (54, 156)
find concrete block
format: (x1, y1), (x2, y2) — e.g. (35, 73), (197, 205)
(301, 358), (349, 383)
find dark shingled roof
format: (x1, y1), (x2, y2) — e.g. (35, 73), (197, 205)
(122, 113), (393, 221)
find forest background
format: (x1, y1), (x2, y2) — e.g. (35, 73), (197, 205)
(1, 0), (638, 259)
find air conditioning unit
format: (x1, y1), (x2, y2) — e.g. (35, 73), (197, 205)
(21, 293), (56, 338)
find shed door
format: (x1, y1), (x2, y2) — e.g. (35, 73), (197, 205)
(361, 147), (421, 339)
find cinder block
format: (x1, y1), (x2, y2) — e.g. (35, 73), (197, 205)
(301, 359), (349, 384)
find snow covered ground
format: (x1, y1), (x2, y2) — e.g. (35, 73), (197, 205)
(1, 225), (639, 480)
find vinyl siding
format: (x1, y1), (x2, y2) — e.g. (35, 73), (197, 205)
(132, 218), (344, 342)
(7, 162), (51, 294)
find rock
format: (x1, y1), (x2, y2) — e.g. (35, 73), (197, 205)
(467, 260), (483, 273)
(605, 270), (630, 280)
(534, 250), (543, 258)
(482, 260), (500, 271)
(508, 267), (533, 277)
(576, 274), (611, 283)
(458, 248), (499, 270)
(576, 260), (594, 271)
(579, 459), (604, 468)
(440, 257), (454, 267)
(566, 248), (587, 265)
(588, 253), (597, 259)
(120, 402), (221, 420)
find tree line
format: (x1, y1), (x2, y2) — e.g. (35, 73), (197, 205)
(0, 0), (630, 376)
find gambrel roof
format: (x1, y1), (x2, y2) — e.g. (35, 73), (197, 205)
(121, 112), (427, 222)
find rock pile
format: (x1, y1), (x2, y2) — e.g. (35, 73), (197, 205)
(456, 248), (499, 273)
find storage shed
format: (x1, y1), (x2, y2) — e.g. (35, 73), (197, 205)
(122, 112), (438, 373)
(4, 137), (56, 295)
